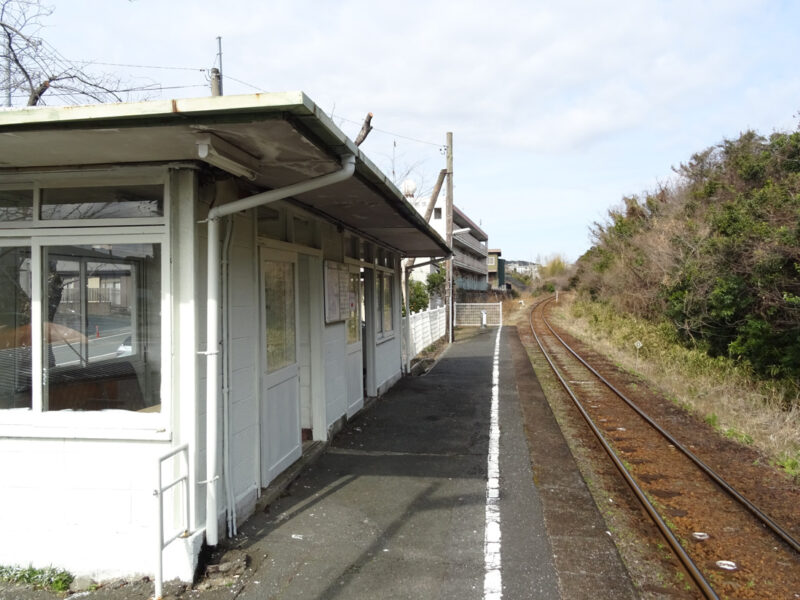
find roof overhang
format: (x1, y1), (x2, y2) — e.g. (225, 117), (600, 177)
(0, 92), (450, 258)
(454, 206), (488, 241)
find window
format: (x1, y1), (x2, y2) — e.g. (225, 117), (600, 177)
(257, 206), (285, 241)
(0, 179), (168, 423)
(264, 260), (296, 372)
(434, 207), (442, 220)
(346, 270), (360, 345)
(41, 185), (163, 220)
(42, 243), (161, 411)
(382, 273), (393, 333)
(0, 189), (33, 222)
(375, 271), (394, 335)
(0, 242), (163, 412)
(0, 247), (32, 409)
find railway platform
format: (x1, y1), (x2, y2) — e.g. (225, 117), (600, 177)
(0, 325), (636, 600)
(197, 325), (636, 599)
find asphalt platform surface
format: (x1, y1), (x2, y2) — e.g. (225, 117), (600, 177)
(1, 326), (636, 600)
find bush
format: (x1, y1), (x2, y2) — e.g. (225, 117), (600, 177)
(573, 128), (800, 386)
(407, 280), (429, 314)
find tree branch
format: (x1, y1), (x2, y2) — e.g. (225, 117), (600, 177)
(354, 112), (373, 146)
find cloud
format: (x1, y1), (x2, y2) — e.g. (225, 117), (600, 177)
(42, 0), (800, 262)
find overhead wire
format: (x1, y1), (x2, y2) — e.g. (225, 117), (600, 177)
(222, 74), (262, 92)
(69, 58), (207, 73)
(334, 114), (445, 148)
(12, 50), (445, 149)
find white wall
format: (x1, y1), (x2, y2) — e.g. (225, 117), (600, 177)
(225, 212), (259, 521)
(323, 322), (347, 428)
(373, 263), (403, 395)
(297, 256), (313, 430)
(0, 437), (168, 580)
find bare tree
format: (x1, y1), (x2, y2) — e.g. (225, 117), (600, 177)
(1, 0), (132, 106)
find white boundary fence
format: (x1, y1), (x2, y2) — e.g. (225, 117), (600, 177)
(402, 306), (446, 361)
(454, 302), (503, 327)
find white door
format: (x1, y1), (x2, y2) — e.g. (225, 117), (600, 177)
(260, 249), (301, 485)
(345, 267), (364, 416)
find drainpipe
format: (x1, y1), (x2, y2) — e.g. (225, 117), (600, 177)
(221, 217), (236, 537)
(203, 153), (356, 546)
(403, 269), (411, 374)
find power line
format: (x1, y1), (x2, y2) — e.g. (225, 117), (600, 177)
(7, 84), (208, 100)
(70, 59), (207, 72)
(223, 74), (263, 92)
(335, 114), (444, 148)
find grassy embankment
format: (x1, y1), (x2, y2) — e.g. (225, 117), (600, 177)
(548, 294), (800, 479)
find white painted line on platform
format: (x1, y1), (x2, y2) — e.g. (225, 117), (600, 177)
(484, 326), (503, 600)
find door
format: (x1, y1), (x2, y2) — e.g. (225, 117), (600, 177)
(345, 267), (363, 416)
(259, 249), (301, 485)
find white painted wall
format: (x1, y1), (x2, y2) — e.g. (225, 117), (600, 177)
(373, 264), (403, 395)
(323, 321), (347, 428)
(225, 212), (259, 521)
(0, 437), (168, 579)
(297, 256), (313, 430)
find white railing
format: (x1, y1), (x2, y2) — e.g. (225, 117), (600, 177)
(402, 306), (446, 362)
(154, 444), (191, 600)
(454, 302), (503, 327)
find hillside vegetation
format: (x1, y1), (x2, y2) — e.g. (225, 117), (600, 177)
(573, 128), (800, 399)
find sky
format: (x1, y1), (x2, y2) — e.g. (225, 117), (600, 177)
(28, 0), (800, 262)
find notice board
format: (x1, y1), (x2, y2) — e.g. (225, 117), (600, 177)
(324, 260), (350, 323)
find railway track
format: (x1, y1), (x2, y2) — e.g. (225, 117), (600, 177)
(528, 297), (800, 599)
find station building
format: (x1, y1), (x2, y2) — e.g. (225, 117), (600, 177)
(0, 93), (449, 580)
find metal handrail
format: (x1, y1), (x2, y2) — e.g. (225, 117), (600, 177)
(154, 444), (191, 600)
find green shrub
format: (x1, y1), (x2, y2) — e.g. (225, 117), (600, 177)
(0, 565), (73, 591)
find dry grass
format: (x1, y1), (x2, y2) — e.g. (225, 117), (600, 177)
(548, 294), (800, 478)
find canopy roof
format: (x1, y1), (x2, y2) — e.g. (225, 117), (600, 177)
(0, 92), (450, 258)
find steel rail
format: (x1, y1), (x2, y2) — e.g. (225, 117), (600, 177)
(528, 298), (719, 600)
(538, 297), (800, 555)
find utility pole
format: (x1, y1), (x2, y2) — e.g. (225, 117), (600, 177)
(445, 131), (454, 344)
(210, 68), (221, 96)
(216, 36), (223, 95)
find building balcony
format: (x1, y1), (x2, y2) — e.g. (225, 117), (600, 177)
(455, 274), (488, 291)
(453, 253), (487, 276)
(453, 232), (488, 257)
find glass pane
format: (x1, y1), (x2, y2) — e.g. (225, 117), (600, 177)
(265, 261), (296, 373)
(0, 189), (33, 221)
(43, 243), (161, 412)
(0, 247), (32, 409)
(41, 185), (163, 220)
(382, 273), (393, 333)
(257, 206), (284, 240)
(375, 273), (382, 334)
(346, 271), (360, 344)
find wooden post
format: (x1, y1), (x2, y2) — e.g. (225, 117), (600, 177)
(404, 168), (447, 272)
(445, 132), (454, 344)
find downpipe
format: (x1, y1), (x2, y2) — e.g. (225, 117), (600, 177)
(221, 216), (236, 537)
(204, 154), (355, 546)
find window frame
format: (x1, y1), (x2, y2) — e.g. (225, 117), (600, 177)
(345, 266), (361, 346)
(374, 261), (396, 342)
(262, 253), (298, 375)
(0, 174), (171, 440)
(0, 174), (167, 231)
